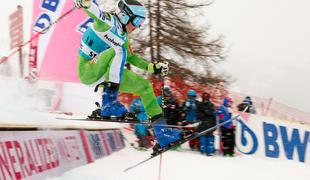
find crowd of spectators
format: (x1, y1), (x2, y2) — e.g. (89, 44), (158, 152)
(129, 86), (256, 157)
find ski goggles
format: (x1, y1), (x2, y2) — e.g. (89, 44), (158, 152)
(118, 0), (145, 28)
(131, 16), (145, 27)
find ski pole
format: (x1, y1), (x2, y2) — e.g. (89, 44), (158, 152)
(0, 6), (77, 65)
(40, 6), (77, 34)
(159, 61), (169, 114)
(123, 106), (250, 172)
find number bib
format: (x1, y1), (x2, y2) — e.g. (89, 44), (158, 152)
(78, 16), (127, 60)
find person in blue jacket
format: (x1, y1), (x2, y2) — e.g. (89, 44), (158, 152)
(183, 90), (198, 123)
(217, 97), (235, 156)
(182, 89), (199, 150)
(130, 96), (149, 150)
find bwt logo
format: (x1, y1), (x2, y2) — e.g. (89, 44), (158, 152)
(237, 119), (309, 163)
(236, 119), (258, 155)
(33, 0), (60, 33)
(263, 122), (309, 162)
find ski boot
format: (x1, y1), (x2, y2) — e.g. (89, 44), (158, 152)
(88, 102), (102, 119)
(151, 143), (163, 156)
(181, 129), (194, 138)
(100, 82), (131, 118)
(149, 113), (164, 124)
(151, 129), (188, 156)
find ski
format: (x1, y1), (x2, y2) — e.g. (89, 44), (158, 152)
(159, 122), (200, 128)
(123, 111), (245, 172)
(56, 116), (150, 125)
(56, 116), (198, 128)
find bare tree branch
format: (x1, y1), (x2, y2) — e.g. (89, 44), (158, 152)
(130, 0), (230, 87)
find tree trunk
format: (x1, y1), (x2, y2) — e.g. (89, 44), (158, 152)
(155, 0), (161, 62)
(148, 0), (154, 62)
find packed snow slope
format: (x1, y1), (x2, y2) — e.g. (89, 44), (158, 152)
(49, 143), (310, 180)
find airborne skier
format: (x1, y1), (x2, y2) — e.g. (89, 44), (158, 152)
(74, 0), (187, 154)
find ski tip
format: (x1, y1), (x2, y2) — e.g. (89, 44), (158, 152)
(123, 167), (132, 172)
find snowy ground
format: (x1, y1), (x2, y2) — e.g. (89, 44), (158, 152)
(0, 107), (309, 180)
(49, 135), (310, 180)
(0, 76), (308, 180)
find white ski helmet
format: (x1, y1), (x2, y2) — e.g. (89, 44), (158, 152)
(116, 0), (147, 28)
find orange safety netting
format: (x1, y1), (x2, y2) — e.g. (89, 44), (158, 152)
(118, 76), (310, 125)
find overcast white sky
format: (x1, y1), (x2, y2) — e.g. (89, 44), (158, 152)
(0, 0), (310, 113)
(206, 0), (310, 113)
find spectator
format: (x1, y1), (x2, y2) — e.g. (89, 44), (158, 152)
(129, 96), (149, 151)
(157, 86), (183, 150)
(196, 92), (216, 156)
(217, 97), (235, 157)
(157, 86), (183, 126)
(182, 89), (199, 151)
(237, 96), (256, 114)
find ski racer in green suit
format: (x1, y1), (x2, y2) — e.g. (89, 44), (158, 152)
(74, 0), (184, 151)
(75, 0), (167, 119)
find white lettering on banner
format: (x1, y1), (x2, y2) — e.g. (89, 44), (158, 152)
(236, 114), (310, 165)
(0, 131), (87, 179)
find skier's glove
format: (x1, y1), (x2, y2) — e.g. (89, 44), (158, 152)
(74, 0), (91, 8)
(148, 61), (169, 76)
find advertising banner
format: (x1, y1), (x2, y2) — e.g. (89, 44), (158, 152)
(31, 0), (91, 82)
(83, 131), (108, 160)
(9, 5), (23, 50)
(83, 130), (125, 161)
(236, 113), (310, 165)
(0, 130), (87, 180)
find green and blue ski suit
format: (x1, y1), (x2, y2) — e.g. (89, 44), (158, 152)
(77, 1), (182, 148)
(77, 1), (162, 118)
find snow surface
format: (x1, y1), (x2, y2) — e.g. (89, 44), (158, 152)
(1, 105), (308, 180)
(48, 129), (310, 180)
(0, 76), (309, 180)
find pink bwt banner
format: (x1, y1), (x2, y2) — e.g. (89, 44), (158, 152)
(31, 0), (93, 82)
(0, 130), (125, 180)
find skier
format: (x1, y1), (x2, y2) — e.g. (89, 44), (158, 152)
(74, 0), (184, 154)
(196, 92), (216, 156)
(217, 97), (235, 156)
